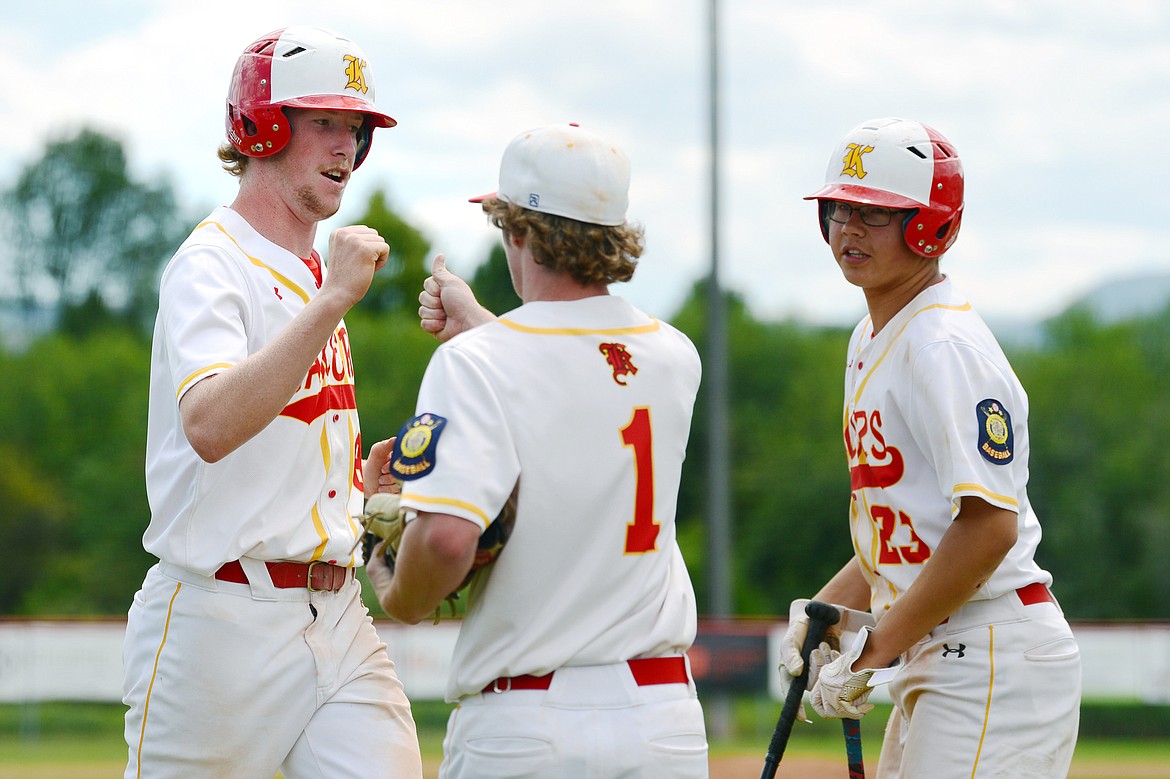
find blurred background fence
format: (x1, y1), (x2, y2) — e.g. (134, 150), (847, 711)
(4, 618), (1168, 706)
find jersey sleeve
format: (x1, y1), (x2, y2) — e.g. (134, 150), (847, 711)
(157, 246), (251, 401)
(398, 340), (520, 531)
(905, 340), (1024, 515)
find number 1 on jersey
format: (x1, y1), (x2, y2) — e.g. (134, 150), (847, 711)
(621, 407), (660, 554)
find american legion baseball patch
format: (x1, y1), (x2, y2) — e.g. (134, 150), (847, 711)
(390, 413), (447, 480)
(976, 399), (1014, 464)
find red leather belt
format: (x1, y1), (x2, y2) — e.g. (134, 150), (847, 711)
(1016, 581), (1056, 606)
(214, 559), (350, 593)
(482, 656), (689, 694)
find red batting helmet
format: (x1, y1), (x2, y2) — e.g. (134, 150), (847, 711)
(226, 26), (396, 169)
(805, 117), (964, 258)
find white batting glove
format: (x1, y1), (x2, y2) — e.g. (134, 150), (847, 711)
(778, 600), (812, 722)
(810, 626), (897, 719)
(779, 600), (811, 674)
(778, 599), (846, 723)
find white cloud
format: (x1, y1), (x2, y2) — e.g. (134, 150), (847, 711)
(2, 1), (1167, 325)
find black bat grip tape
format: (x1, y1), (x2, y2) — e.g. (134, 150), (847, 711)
(760, 600), (841, 779)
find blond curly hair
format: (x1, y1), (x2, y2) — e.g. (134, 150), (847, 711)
(481, 198), (643, 286)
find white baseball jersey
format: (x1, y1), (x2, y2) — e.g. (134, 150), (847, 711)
(128, 205), (421, 779)
(843, 277), (1080, 778)
(395, 295), (701, 702)
(144, 206), (365, 574)
(842, 276), (1049, 615)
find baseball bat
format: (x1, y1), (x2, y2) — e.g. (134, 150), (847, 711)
(760, 600), (841, 779)
(843, 716), (865, 778)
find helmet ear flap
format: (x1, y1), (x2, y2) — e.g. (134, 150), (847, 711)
(901, 204), (963, 257)
(228, 103), (291, 158)
(816, 200), (833, 245)
(936, 206), (963, 252)
(353, 118), (374, 169)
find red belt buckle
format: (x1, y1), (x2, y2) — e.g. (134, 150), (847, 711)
(266, 560), (348, 591)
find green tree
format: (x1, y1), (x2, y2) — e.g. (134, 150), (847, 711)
(4, 146), (1168, 624)
(671, 280), (854, 616)
(1019, 304), (1170, 619)
(0, 443), (70, 613)
(2, 128), (188, 334)
(0, 330), (153, 614)
(469, 242), (521, 315)
(345, 308), (445, 446)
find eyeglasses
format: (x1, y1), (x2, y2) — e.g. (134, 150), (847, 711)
(826, 201), (907, 227)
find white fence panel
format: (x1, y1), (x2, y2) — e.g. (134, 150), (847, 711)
(2, 619), (1167, 704)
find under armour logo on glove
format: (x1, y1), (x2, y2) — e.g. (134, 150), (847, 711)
(941, 643), (966, 658)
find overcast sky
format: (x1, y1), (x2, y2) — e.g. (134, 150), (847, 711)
(3, 1), (1167, 327)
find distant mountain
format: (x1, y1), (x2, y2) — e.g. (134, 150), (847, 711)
(1069, 272), (1170, 324)
(985, 272), (1170, 350)
(983, 314), (1045, 350)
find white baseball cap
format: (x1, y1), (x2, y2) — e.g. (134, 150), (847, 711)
(471, 123), (630, 226)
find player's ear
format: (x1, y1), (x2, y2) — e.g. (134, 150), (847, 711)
(505, 230), (525, 250)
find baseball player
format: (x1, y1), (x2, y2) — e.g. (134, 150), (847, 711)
(367, 123), (709, 778)
(121, 27), (422, 778)
(779, 117), (1081, 777)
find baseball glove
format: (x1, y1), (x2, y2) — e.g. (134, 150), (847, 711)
(463, 480), (518, 585)
(357, 482), (518, 623)
(359, 492), (407, 571)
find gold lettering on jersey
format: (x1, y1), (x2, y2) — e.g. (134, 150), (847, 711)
(981, 446), (1010, 461)
(352, 434), (365, 494)
(283, 326), (357, 425)
(392, 458), (432, 477)
(303, 327), (355, 388)
(841, 143), (875, 179)
(343, 55), (369, 94)
(872, 505), (931, 565)
(845, 408), (904, 489)
(599, 342), (638, 386)
(847, 408), (932, 566)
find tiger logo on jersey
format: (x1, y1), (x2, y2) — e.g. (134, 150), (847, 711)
(390, 413), (447, 480)
(599, 342), (637, 386)
(977, 399), (1014, 464)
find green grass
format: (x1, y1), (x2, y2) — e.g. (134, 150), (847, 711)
(3, 699), (1169, 779)
(2, 732), (127, 764)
